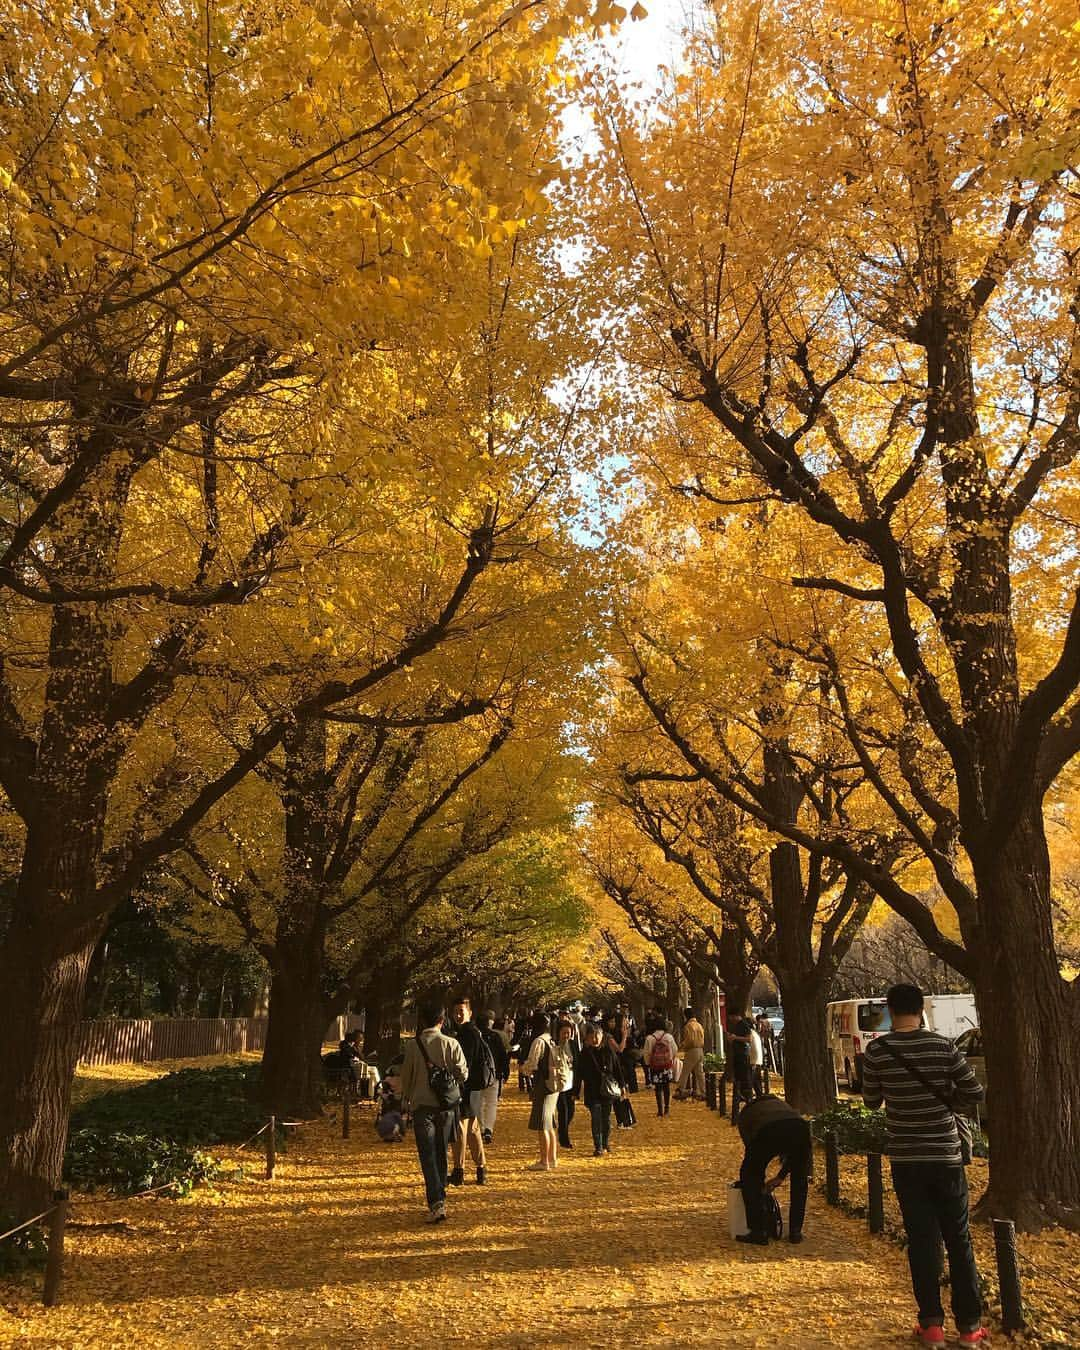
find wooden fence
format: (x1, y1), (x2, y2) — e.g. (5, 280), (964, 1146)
(77, 1017), (269, 1066)
(76, 1013), (365, 1067)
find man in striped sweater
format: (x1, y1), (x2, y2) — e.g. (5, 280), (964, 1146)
(862, 984), (988, 1348)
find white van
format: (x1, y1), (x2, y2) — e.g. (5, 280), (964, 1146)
(828, 994), (979, 1091)
(828, 999), (892, 1090)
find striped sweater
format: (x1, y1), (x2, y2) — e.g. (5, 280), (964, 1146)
(861, 1030), (984, 1166)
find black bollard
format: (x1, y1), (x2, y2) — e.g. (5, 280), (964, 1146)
(42, 1189), (69, 1308)
(867, 1152), (884, 1233)
(718, 1073), (727, 1116)
(705, 1071), (717, 1110)
(993, 1219), (1025, 1333)
(265, 1115), (277, 1180)
(824, 1131), (840, 1206)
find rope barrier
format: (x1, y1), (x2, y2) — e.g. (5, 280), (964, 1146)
(0, 1206), (57, 1244)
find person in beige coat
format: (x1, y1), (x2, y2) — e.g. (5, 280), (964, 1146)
(677, 1008), (706, 1100)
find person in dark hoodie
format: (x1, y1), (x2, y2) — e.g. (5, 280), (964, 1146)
(579, 1022), (623, 1156)
(735, 1093), (812, 1246)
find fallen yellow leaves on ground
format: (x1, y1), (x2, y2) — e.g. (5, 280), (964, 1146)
(2, 1079), (1075, 1348)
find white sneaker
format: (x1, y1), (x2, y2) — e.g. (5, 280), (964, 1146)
(425, 1202), (447, 1223)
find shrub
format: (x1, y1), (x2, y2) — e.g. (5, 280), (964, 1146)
(811, 1101), (887, 1153)
(703, 1052), (725, 1074)
(811, 1100), (989, 1158)
(0, 1209), (48, 1275)
(63, 1062), (267, 1196)
(64, 1131), (226, 1197)
(69, 1063), (264, 1145)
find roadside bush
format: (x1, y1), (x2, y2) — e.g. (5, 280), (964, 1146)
(63, 1062), (266, 1196)
(811, 1100), (988, 1158)
(703, 1053), (725, 1074)
(65, 1131), (226, 1197)
(69, 1063), (264, 1145)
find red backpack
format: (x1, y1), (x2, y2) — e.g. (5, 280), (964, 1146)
(650, 1034), (673, 1073)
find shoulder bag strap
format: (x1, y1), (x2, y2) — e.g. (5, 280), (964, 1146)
(879, 1036), (956, 1110)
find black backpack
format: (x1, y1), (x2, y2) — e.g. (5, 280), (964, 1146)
(416, 1034), (461, 1111)
(472, 1033), (497, 1090)
(765, 1191), (784, 1239)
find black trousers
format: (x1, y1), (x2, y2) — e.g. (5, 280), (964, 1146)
(891, 1162), (982, 1332)
(739, 1118), (811, 1238)
(653, 1078), (670, 1114)
(557, 1089), (576, 1145)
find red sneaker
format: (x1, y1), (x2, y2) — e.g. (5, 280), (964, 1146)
(913, 1327), (945, 1347)
(958, 1331), (989, 1346)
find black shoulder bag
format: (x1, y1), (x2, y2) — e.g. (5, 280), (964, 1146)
(415, 1034), (461, 1112)
(879, 1037), (973, 1165)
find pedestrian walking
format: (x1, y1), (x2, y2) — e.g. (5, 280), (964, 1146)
(398, 996), (468, 1224)
(474, 1010), (510, 1143)
(734, 1093), (812, 1246)
(643, 1021), (679, 1117)
(579, 1023), (622, 1156)
(750, 1023), (766, 1097)
(555, 1019), (580, 1149)
(446, 996), (494, 1186)
(728, 1010), (755, 1105)
(605, 1012), (638, 1128)
(862, 984), (987, 1347)
(677, 1008), (706, 1100)
(524, 1011), (561, 1171)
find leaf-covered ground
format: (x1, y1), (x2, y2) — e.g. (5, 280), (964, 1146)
(2, 1073), (1076, 1347)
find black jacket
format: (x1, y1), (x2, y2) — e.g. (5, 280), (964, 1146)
(579, 1043), (623, 1108)
(481, 1027), (511, 1082)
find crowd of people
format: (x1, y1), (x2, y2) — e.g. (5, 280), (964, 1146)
(374, 983), (989, 1346)
(390, 998), (711, 1221)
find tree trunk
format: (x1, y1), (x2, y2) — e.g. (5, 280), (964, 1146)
(260, 719), (333, 1119)
(967, 807), (1080, 1230)
(0, 830), (105, 1216)
(261, 942), (328, 1119)
(774, 975), (835, 1114)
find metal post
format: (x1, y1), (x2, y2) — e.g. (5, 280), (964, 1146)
(718, 1072), (727, 1116)
(342, 1096), (351, 1139)
(824, 1131), (840, 1206)
(993, 1219), (1025, 1333)
(42, 1189), (68, 1307)
(705, 1071), (717, 1110)
(867, 1153), (884, 1233)
(265, 1115), (276, 1180)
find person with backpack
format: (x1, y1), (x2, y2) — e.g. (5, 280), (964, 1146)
(579, 1022), (622, 1156)
(474, 1009), (510, 1143)
(643, 1020), (679, 1117)
(734, 1093), (812, 1247)
(398, 996), (468, 1224)
(523, 1010), (561, 1171)
(446, 995), (493, 1186)
(862, 984), (987, 1347)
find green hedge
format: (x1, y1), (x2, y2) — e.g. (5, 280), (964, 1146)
(63, 1063), (266, 1196)
(65, 1131), (227, 1197)
(811, 1100), (988, 1158)
(69, 1063), (264, 1144)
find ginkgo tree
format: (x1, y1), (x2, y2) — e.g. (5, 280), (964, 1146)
(0, 0), (618, 1215)
(587, 0), (1080, 1225)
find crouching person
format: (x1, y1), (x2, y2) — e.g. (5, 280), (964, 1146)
(399, 995), (468, 1224)
(736, 1094), (811, 1246)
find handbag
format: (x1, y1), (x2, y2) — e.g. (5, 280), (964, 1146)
(879, 1037), (974, 1165)
(589, 1047), (622, 1100)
